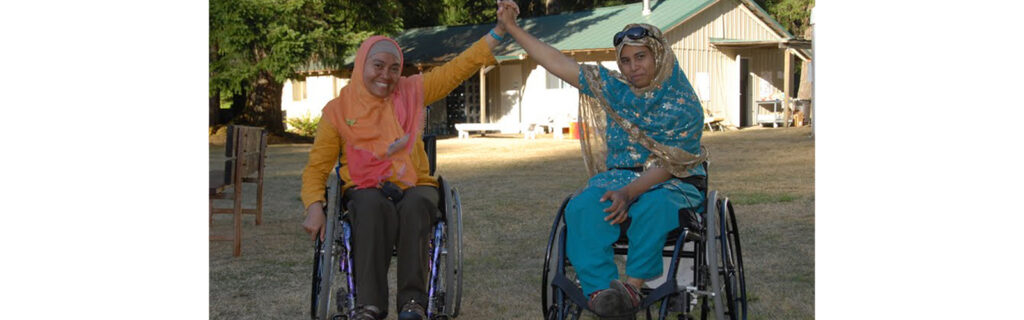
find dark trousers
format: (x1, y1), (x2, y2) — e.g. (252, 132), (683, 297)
(345, 186), (438, 315)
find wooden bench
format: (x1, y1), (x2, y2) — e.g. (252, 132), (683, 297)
(454, 123), (508, 139)
(210, 125), (267, 257)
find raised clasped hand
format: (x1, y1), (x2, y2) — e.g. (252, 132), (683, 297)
(496, 0), (520, 30)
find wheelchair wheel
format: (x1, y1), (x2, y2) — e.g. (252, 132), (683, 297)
(718, 198), (747, 320)
(440, 177), (464, 318)
(543, 194), (585, 320)
(311, 232), (326, 318)
(311, 175), (348, 320)
(542, 195), (571, 318)
(703, 190), (728, 320)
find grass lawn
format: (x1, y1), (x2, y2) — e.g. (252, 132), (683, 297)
(210, 126), (814, 319)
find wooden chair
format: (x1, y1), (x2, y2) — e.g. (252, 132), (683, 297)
(704, 105), (726, 132)
(210, 125), (267, 257)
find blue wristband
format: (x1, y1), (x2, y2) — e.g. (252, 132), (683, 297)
(489, 29), (504, 42)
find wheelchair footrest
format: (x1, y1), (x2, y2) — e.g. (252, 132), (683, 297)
(684, 286), (716, 297)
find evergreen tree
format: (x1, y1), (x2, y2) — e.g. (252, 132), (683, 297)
(756, 0), (814, 37)
(209, 0), (402, 133)
(399, 0), (444, 28)
(439, 0), (499, 26)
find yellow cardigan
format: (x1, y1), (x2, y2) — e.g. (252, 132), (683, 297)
(301, 38), (497, 210)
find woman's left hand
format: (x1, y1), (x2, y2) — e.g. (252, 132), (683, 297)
(496, 0), (520, 31)
(601, 188), (635, 225)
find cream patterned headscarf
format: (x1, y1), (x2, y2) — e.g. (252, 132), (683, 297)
(577, 23), (706, 178)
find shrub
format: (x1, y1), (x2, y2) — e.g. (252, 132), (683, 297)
(286, 113), (320, 137)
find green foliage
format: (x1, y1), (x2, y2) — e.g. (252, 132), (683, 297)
(210, 0), (404, 91)
(286, 113), (321, 137)
(209, 0), (404, 129)
(439, 0), (498, 25)
(219, 95), (233, 109)
(399, 0), (444, 28)
(757, 0), (814, 37)
(422, 0), (641, 26)
(498, 0), (640, 19)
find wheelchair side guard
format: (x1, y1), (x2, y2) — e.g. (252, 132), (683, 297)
(643, 230), (690, 316)
(427, 220), (447, 319)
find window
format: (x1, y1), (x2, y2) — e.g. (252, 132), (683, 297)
(545, 70), (567, 89)
(291, 79), (307, 101)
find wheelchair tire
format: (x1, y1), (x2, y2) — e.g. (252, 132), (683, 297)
(703, 191), (728, 320)
(718, 198), (747, 320)
(542, 194), (572, 318)
(312, 175), (344, 320)
(311, 233), (325, 318)
(440, 178), (464, 318)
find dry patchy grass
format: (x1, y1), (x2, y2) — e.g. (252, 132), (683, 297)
(210, 127), (814, 319)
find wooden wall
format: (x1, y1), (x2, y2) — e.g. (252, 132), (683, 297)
(665, 0), (789, 127)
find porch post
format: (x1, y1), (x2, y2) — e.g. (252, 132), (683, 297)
(783, 48), (792, 127)
(479, 68), (487, 123)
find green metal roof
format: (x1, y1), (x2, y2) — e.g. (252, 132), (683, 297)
(391, 0), (716, 65)
(493, 0), (717, 56)
(392, 23), (498, 65)
(334, 0), (802, 68)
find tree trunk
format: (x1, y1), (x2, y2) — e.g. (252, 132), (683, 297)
(230, 88), (246, 123)
(210, 91), (220, 127)
(210, 43), (219, 127)
(239, 71), (285, 134)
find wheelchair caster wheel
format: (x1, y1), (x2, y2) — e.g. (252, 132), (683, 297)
(335, 288), (349, 312)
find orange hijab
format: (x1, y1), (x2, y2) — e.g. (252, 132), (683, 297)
(323, 36), (425, 189)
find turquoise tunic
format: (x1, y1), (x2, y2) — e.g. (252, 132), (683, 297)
(565, 62), (706, 296)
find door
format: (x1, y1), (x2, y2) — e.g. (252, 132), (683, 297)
(498, 64), (522, 132)
(739, 57), (751, 127)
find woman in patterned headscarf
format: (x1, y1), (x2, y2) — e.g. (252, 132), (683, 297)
(300, 17), (510, 320)
(498, 2), (706, 318)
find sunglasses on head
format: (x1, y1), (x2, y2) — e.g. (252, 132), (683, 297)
(613, 26), (651, 46)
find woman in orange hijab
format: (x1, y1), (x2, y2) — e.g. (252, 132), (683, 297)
(300, 13), (512, 320)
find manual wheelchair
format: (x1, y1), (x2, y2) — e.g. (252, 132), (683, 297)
(310, 135), (464, 320)
(542, 160), (747, 320)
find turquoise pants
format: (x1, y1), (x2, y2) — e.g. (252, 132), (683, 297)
(565, 186), (690, 296)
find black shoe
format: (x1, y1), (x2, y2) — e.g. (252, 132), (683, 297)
(350, 305), (381, 320)
(588, 287), (628, 318)
(398, 300), (426, 320)
(610, 280), (642, 311)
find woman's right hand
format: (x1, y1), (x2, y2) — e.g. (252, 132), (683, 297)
(302, 202), (326, 241)
(496, 0), (520, 31)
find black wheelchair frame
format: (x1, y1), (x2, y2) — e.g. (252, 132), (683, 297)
(310, 135), (464, 320)
(541, 161), (747, 320)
